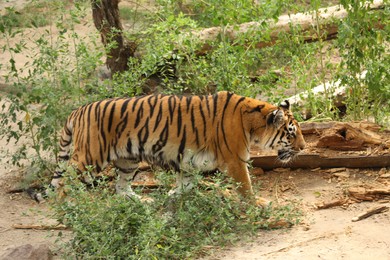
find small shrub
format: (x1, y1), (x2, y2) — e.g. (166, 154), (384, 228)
(337, 0), (390, 125)
(0, 0), (104, 180)
(0, 0), (70, 29)
(50, 170), (301, 259)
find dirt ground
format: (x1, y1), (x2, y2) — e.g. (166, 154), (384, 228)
(1, 1), (390, 259)
(206, 168), (390, 260)
(1, 139), (390, 259)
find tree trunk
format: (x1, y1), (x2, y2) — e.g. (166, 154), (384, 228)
(91, 0), (137, 75)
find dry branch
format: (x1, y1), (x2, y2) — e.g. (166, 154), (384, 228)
(315, 198), (348, 209)
(190, 0), (385, 54)
(351, 205), (389, 222)
(131, 181), (160, 188)
(6, 188), (25, 194)
(254, 219), (293, 229)
(12, 224), (69, 230)
(262, 232), (341, 256)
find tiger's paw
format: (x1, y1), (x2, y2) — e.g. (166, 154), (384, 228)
(140, 196), (154, 203)
(116, 187), (142, 200)
(118, 189), (154, 204)
(255, 196), (272, 208)
(26, 188), (46, 204)
(167, 182), (194, 197)
(124, 192), (142, 201)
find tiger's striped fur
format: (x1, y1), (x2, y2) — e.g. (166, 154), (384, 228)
(50, 91), (305, 200)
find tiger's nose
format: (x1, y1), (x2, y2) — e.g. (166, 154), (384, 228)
(297, 141), (306, 151)
(294, 139), (306, 152)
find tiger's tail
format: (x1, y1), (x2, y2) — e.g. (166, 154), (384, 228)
(51, 115), (75, 185)
(57, 115), (74, 163)
(27, 114), (75, 203)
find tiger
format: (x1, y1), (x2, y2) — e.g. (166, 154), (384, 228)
(45, 91), (305, 204)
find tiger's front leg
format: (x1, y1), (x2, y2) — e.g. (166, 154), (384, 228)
(168, 171), (195, 196)
(225, 161), (271, 208)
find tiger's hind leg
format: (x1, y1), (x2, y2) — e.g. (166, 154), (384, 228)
(114, 158), (142, 199)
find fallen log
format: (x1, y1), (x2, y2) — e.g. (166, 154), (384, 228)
(300, 121), (382, 135)
(251, 154), (390, 170)
(348, 187), (390, 201)
(287, 79), (346, 116)
(351, 205), (389, 222)
(190, 0), (385, 54)
(316, 123), (383, 150)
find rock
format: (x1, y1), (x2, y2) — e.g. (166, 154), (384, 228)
(1, 244), (52, 260)
(333, 171), (350, 179)
(251, 167), (264, 176)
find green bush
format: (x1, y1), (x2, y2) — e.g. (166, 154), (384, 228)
(0, 1), (104, 175)
(51, 170), (301, 259)
(337, 0), (390, 124)
(0, 0), (70, 29)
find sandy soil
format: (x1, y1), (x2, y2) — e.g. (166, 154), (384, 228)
(205, 168), (390, 260)
(0, 169), (71, 258)
(0, 0), (29, 14)
(1, 1), (390, 259)
(1, 146), (389, 259)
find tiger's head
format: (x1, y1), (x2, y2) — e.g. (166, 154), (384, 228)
(245, 99), (306, 163)
(265, 100), (305, 162)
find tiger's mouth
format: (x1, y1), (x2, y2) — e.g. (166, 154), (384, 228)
(277, 149), (299, 163)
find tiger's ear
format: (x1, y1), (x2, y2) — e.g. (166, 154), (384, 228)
(279, 100), (290, 110)
(267, 109), (286, 129)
